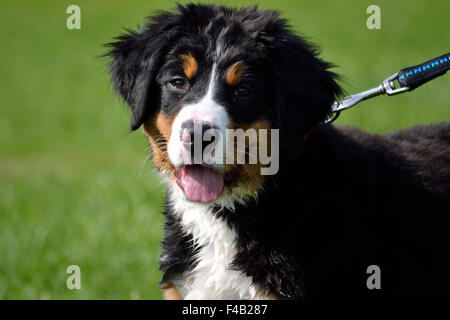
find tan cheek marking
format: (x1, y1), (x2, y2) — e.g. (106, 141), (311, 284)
(179, 53), (198, 80)
(225, 61), (247, 86)
(224, 120), (272, 196)
(155, 113), (173, 140)
(159, 281), (183, 300)
(142, 112), (177, 174)
(253, 285), (282, 300)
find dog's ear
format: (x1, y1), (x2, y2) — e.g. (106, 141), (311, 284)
(106, 12), (181, 130)
(254, 11), (342, 155)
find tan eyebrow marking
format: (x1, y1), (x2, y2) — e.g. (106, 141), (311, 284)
(225, 61), (247, 86)
(179, 53), (198, 79)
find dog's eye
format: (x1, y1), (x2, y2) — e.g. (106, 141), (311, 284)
(168, 77), (189, 91)
(232, 86), (251, 97)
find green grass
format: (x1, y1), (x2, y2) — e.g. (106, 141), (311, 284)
(0, 0), (448, 299)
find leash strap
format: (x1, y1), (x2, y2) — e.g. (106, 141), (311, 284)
(398, 52), (450, 90)
(324, 52), (450, 124)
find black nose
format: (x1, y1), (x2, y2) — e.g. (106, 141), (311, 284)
(180, 120), (218, 152)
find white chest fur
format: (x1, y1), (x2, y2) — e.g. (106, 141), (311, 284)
(169, 189), (260, 299)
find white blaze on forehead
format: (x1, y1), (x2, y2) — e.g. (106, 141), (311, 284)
(167, 63), (229, 169)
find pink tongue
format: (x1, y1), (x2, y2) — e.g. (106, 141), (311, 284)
(176, 166), (224, 202)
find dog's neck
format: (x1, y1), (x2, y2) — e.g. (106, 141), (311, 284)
(166, 184), (270, 299)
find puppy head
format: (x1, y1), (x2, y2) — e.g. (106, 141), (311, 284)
(106, 4), (341, 205)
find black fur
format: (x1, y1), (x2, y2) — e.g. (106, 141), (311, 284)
(107, 4), (450, 299)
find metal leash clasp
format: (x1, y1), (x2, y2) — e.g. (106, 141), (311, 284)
(323, 72), (410, 124)
(382, 72), (410, 96)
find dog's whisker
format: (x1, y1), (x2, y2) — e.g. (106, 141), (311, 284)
(138, 153), (153, 177)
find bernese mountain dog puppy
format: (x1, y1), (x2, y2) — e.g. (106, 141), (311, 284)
(107, 4), (450, 299)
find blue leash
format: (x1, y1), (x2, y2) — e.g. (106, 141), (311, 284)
(325, 52), (450, 124)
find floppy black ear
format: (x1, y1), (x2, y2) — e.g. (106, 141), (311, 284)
(255, 11), (342, 154)
(106, 12), (181, 130)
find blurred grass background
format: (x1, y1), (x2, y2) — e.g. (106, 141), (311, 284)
(0, 0), (448, 299)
